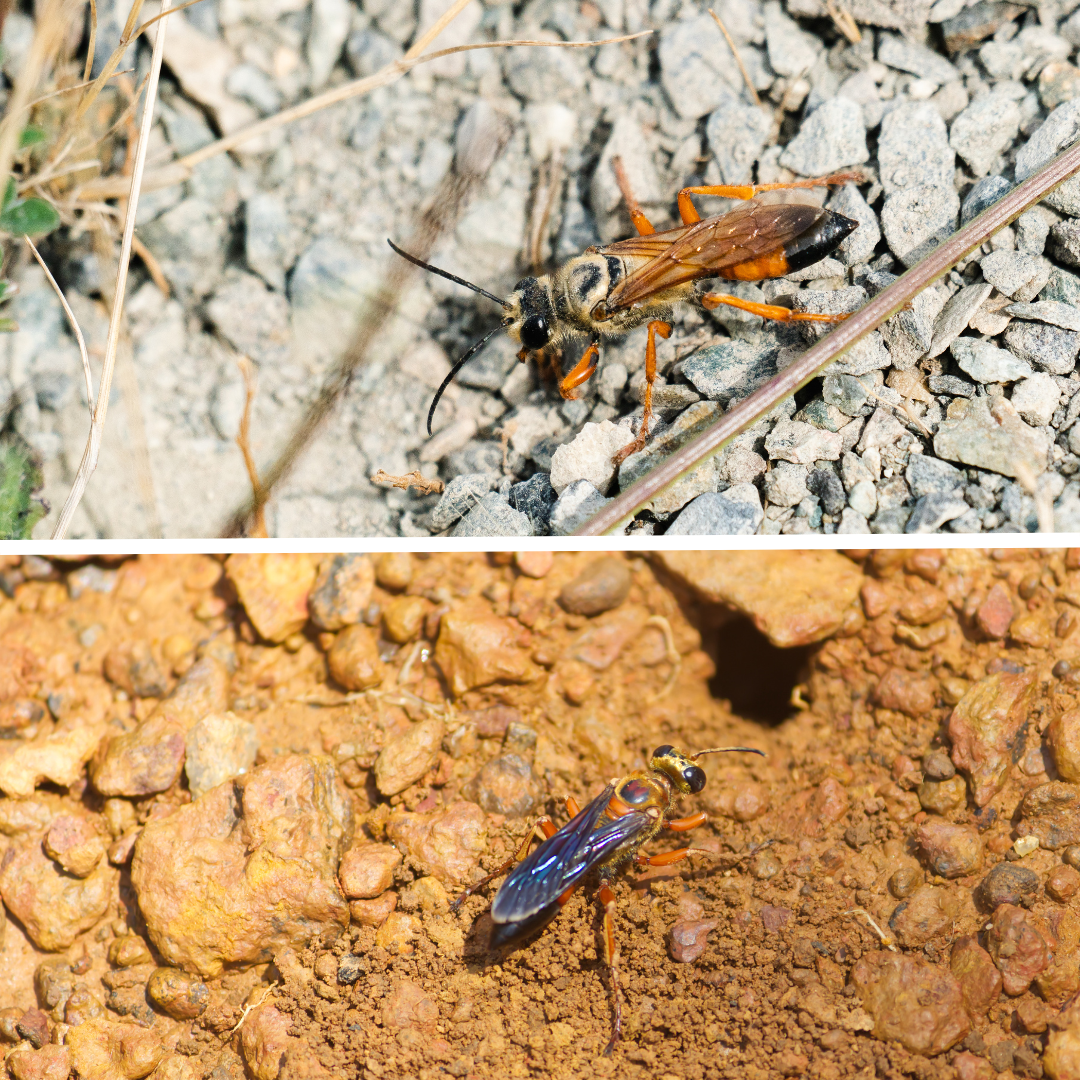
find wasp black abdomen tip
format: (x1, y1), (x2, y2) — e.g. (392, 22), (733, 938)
(783, 209), (860, 273)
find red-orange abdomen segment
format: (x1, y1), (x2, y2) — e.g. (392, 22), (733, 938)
(717, 249), (790, 281)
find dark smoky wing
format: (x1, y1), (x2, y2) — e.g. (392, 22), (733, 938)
(491, 784), (650, 923)
(606, 202), (824, 312)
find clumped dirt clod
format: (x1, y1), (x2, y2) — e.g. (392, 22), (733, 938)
(10, 550), (1080, 1078)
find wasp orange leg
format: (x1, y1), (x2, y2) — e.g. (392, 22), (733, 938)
(701, 292), (850, 323)
(665, 811), (708, 832)
(565, 796), (581, 816)
(598, 879), (624, 1056)
(611, 154), (656, 236)
(449, 816), (558, 912)
(559, 341), (599, 400)
(676, 172), (861, 224)
(634, 846), (717, 867)
(612, 319), (671, 467)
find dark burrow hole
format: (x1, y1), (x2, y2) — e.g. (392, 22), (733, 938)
(703, 614), (815, 726)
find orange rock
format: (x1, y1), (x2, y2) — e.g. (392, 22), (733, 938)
(948, 672), (1037, 807)
(66, 1018), (164, 1080)
(988, 903), (1055, 995)
(1048, 710), (1080, 783)
(953, 1051), (994, 1080)
(131, 755), (351, 977)
(103, 641), (168, 698)
(850, 950), (970, 1055)
(308, 554), (374, 632)
(0, 835), (116, 950)
(976, 583), (1014, 639)
(374, 911), (421, 956)
(915, 821), (983, 879)
(386, 801), (487, 887)
(709, 781), (770, 822)
(226, 554), (318, 643)
(950, 936), (1002, 1017)
(381, 980), (437, 1031)
(145, 968), (209, 1020)
(874, 667), (937, 717)
(46, 673), (112, 727)
(1049, 865), (1080, 901)
(569, 604), (649, 671)
(1017, 782), (1080, 850)
(899, 587), (949, 626)
(6, 1046), (71, 1080)
(655, 551), (864, 647)
(240, 1004), (292, 1080)
(328, 625), (386, 691)
(108, 935), (153, 968)
(154, 655), (231, 732)
(1045, 1001), (1080, 1080)
(0, 723), (106, 798)
(668, 918), (717, 963)
(91, 714), (186, 798)
(338, 841), (402, 898)
(44, 813), (107, 877)
(889, 885), (958, 947)
(374, 718), (444, 796)
(382, 595), (429, 644)
(374, 553), (414, 591)
(434, 601), (534, 696)
(350, 892), (397, 928)
(557, 557), (632, 616)
(514, 551), (553, 578)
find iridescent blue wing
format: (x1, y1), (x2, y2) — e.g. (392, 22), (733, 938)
(490, 785), (654, 923)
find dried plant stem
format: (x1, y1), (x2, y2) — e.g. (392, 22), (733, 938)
(576, 136), (1080, 535)
(24, 236), (93, 415)
(73, 31), (652, 202)
(708, 9), (761, 107)
(235, 356), (267, 538)
(51, 0), (171, 539)
(83, 0), (97, 81)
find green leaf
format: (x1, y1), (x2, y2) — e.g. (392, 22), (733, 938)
(0, 319), (17, 333)
(0, 436), (48, 540)
(18, 126), (45, 148)
(0, 197), (60, 237)
(1, 177), (15, 213)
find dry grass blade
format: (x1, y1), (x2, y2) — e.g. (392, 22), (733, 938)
(83, 0), (97, 81)
(51, 0), (172, 539)
(708, 9), (760, 107)
(575, 136), (1080, 535)
(24, 236), (92, 416)
(235, 356), (268, 538)
(74, 31), (653, 202)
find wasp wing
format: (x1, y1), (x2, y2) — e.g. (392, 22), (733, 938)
(603, 201), (824, 312)
(490, 785), (653, 924)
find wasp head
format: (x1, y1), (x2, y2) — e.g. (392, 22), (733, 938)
(650, 743), (765, 795)
(505, 276), (556, 353)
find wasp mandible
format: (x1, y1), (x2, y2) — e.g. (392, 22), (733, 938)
(391, 162), (859, 463)
(450, 743), (766, 1054)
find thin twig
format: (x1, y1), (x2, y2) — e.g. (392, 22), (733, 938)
(130, 234), (169, 295)
(370, 469), (444, 495)
(51, 0), (172, 539)
(644, 615), (681, 703)
(575, 136), (1080, 535)
(235, 356), (268, 538)
(708, 9), (761, 107)
(26, 67), (132, 111)
(826, 0), (862, 44)
(83, 0), (97, 82)
(72, 31), (653, 202)
(24, 237), (92, 417)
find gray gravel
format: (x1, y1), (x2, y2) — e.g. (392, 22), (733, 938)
(9, 0), (1080, 535)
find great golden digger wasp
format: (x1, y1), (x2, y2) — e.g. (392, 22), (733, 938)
(449, 743), (766, 1054)
(390, 162), (859, 464)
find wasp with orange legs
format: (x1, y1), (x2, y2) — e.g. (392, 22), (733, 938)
(449, 743), (766, 1054)
(390, 163), (860, 463)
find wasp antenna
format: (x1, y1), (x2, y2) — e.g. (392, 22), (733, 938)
(691, 746), (765, 759)
(426, 325), (504, 436)
(388, 239), (509, 308)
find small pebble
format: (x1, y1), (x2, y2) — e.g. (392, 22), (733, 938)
(338, 841), (402, 899)
(889, 866), (921, 899)
(514, 551), (553, 578)
(980, 862), (1040, 907)
(328, 624), (386, 691)
(557, 557), (632, 616)
(1047, 864), (1080, 901)
(337, 955), (364, 985)
(749, 850), (781, 880)
(668, 919), (718, 963)
(922, 750), (956, 780)
(382, 595), (429, 644)
(462, 753), (540, 818)
(1015, 835), (1040, 857)
(146, 968), (210, 1020)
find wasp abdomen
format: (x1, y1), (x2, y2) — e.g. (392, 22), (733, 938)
(718, 208), (858, 282)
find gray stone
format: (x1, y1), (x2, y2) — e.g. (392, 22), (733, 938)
(706, 95), (772, 184)
(947, 508), (983, 532)
(549, 480), (611, 535)
(823, 372), (870, 416)
(205, 272), (290, 362)
(928, 284), (994, 357)
(456, 343), (518, 392)
(807, 468), (846, 515)
(763, 1), (821, 76)
(681, 338), (780, 403)
(1041, 267), (1080, 306)
(666, 484), (764, 535)
(660, 13), (748, 120)
(949, 91), (1021, 177)
(882, 184), (961, 267)
(508, 473), (557, 535)
(779, 97), (869, 175)
(795, 287), (870, 342)
(961, 175), (1012, 226)
(430, 473), (495, 531)
(848, 478), (878, 518)
(929, 374), (976, 397)
(906, 454), (964, 498)
(951, 337), (1033, 383)
(345, 24), (401, 77)
(837, 506), (870, 533)
(244, 192), (293, 292)
(840, 449), (874, 491)
(878, 32), (961, 84)
(451, 493), (534, 537)
(1049, 219), (1080, 271)
(1014, 99), (1080, 218)
(225, 63), (282, 116)
(905, 492), (970, 533)
(877, 475), (913, 513)
(1011, 373), (1061, 427)
(549, 421), (635, 496)
(1055, 480), (1080, 531)
(503, 42), (586, 103)
(763, 461), (810, 506)
(1016, 210), (1050, 256)
(979, 250), (1051, 302)
(882, 293), (937, 369)
(784, 257), (846, 283)
(597, 363), (628, 406)
(139, 198), (227, 300)
(942, 2), (1022, 53)
(871, 507), (913, 533)
(307, 0), (351, 89)
(717, 442), (768, 485)
(878, 102), (954, 195)
(857, 407), (908, 453)
(447, 440), (505, 479)
(934, 395), (1050, 477)
(764, 419), (842, 464)
(185, 712), (259, 800)
(798, 398), (850, 431)
(705, 281), (768, 337)
(1004, 301), (1080, 332)
(827, 183), (880, 267)
(1003, 321), (1080, 375)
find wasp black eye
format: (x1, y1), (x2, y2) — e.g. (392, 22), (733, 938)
(520, 314), (550, 351)
(651, 745), (674, 759)
(684, 766), (706, 793)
